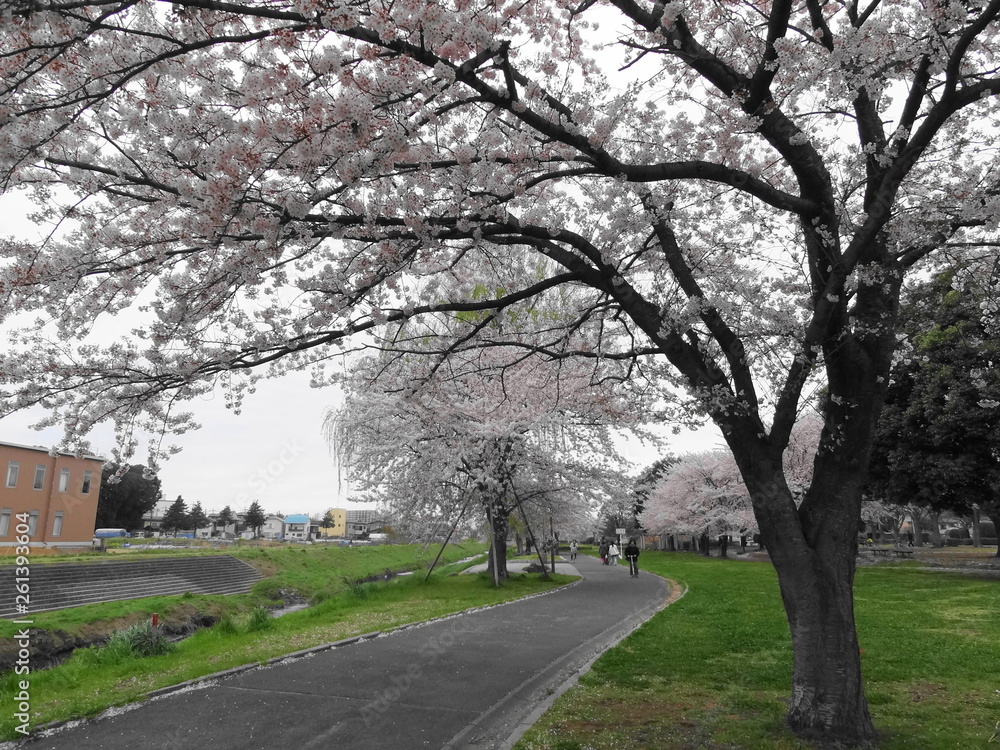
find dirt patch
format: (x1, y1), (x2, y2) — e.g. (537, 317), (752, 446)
(661, 578), (687, 608)
(909, 682), (944, 703)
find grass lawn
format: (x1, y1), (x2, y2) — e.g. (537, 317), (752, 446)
(514, 551), (1000, 750)
(0, 540), (487, 641)
(0, 561), (577, 740)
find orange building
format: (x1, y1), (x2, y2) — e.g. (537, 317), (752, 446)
(0, 441), (104, 549)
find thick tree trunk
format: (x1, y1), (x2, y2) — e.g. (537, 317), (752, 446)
(928, 511), (942, 548)
(981, 501), (1000, 558)
(777, 545), (873, 743)
(740, 453), (877, 747)
(910, 513), (924, 547)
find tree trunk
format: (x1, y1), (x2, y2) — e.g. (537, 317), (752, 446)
(981, 501), (1000, 558)
(484, 505), (509, 586)
(718, 535), (729, 557)
(779, 550), (873, 744)
(700, 532), (711, 556)
(910, 513), (924, 547)
(928, 511), (942, 548)
(739, 450), (877, 747)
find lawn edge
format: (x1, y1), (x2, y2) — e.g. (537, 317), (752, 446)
(503, 573), (686, 750)
(16, 574), (584, 745)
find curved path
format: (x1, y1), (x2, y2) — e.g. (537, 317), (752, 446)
(19, 555), (669, 750)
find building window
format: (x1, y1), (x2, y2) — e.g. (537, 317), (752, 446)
(33, 465), (46, 491)
(81, 471), (93, 494)
(58, 468), (70, 493)
(5, 462), (18, 488)
(0, 509), (10, 537)
(27, 510), (39, 537)
(52, 511), (64, 537)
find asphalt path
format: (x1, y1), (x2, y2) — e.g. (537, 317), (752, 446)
(18, 554), (670, 750)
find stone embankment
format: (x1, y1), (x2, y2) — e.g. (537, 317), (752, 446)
(0, 555), (264, 672)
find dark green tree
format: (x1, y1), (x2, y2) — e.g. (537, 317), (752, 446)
(243, 501), (266, 539)
(320, 509), (337, 532)
(869, 267), (1000, 555)
(161, 496), (189, 536)
(632, 455), (678, 519)
(187, 501), (210, 532)
(96, 464), (162, 531)
(216, 505), (235, 534)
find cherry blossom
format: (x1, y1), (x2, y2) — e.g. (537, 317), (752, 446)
(1, 0), (999, 742)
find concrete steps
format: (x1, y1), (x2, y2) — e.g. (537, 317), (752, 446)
(0, 555), (264, 618)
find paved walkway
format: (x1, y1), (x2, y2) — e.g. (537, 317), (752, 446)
(18, 555), (669, 750)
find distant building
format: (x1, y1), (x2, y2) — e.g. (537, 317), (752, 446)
(318, 508), (346, 538)
(282, 514), (311, 541)
(0, 440), (104, 548)
(346, 508), (381, 539)
(260, 514), (284, 540)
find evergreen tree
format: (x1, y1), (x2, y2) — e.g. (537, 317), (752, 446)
(320, 509), (337, 533)
(96, 464), (162, 531)
(243, 501), (266, 539)
(161, 496), (189, 536)
(187, 502), (210, 533)
(632, 456), (678, 519)
(869, 267), (1000, 554)
(216, 505), (235, 534)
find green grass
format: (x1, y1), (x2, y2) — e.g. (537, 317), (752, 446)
(0, 541), (486, 640)
(0, 565), (576, 739)
(515, 552), (1000, 750)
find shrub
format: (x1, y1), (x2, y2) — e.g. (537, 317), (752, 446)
(214, 615), (240, 635)
(246, 607), (275, 633)
(346, 580), (369, 600)
(80, 621), (173, 666)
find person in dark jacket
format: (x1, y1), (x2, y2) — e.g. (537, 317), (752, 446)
(624, 539), (641, 577)
(598, 539), (609, 565)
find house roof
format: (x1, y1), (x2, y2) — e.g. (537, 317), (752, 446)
(283, 514), (310, 524)
(0, 439), (105, 462)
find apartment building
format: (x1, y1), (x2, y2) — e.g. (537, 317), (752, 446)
(317, 508), (346, 538)
(0, 440), (105, 548)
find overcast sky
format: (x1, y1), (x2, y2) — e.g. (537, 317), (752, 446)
(2, 375), (721, 518)
(2, 194), (722, 518)
(1, 369), (353, 516)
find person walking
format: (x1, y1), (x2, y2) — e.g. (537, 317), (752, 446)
(598, 538), (609, 564)
(569, 539), (578, 561)
(624, 538), (640, 578)
(607, 541), (620, 567)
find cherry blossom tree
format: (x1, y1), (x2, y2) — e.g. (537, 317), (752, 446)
(643, 417), (821, 549)
(642, 449), (756, 541)
(326, 324), (636, 584)
(2, 0), (1000, 742)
